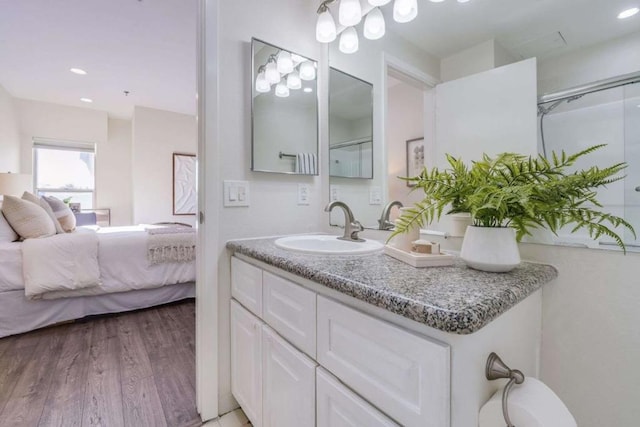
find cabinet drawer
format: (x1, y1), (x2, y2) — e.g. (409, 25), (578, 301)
(317, 367), (399, 427)
(262, 326), (316, 427)
(317, 296), (450, 427)
(231, 257), (263, 317)
(263, 271), (316, 357)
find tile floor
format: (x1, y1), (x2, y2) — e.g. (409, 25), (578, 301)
(203, 408), (252, 427)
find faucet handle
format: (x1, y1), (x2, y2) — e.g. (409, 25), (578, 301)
(349, 220), (365, 242)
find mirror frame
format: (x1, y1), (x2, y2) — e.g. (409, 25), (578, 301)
(250, 37), (320, 175)
(328, 66), (374, 180)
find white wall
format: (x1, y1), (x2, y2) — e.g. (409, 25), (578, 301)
(0, 84), (21, 173)
(131, 106), (197, 225)
(387, 80), (424, 216)
(538, 30), (640, 95)
(97, 118), (133, 225)
(440, 39), (516, 82)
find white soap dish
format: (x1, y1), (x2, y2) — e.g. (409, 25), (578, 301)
(384, 245), (455, 268)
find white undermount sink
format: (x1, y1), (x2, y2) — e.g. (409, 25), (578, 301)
(275, 235), (384, 255)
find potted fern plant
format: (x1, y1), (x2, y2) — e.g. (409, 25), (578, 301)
(391, 144), (635, 272)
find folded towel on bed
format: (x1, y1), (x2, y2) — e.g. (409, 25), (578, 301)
(22, 231), (101, 299)
(147, 231), (196, 265)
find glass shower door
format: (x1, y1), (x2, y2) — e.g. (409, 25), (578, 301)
(624, 82), (640, 246)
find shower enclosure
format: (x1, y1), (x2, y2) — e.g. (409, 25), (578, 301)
(538, 71), (640, 249)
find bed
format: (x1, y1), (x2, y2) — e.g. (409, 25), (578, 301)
(0, 225), (195, 338)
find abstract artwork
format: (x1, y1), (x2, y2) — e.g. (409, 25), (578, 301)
(173, 153), (196, 215)
(406, 137), (425, 187)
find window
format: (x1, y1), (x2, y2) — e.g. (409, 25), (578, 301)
(33, 140), (96, 209)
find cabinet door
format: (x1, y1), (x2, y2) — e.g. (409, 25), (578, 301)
(231, 300), (263, 427)
(317, 367), (399, 427)
(231, 256), (263, 317)
(262, 326), (316, 427)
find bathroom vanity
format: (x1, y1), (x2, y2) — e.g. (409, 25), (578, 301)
(226, 236), (557, 427)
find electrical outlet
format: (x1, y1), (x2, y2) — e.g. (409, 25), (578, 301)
(298, 184), (310, 205)
(224, 180), (250, 207)
(369, 186), (382, 205)
(330, 185), (341, 202)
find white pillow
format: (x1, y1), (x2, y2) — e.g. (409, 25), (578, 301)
(21, 191), (65, 234)
(42, 196), (76, 233)
(1, 195), (56, 239)
(0, 202), (19, 242)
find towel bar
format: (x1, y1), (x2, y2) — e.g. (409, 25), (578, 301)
(278, 151), (296, 159)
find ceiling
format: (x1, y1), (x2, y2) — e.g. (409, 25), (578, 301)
(0, 0), (638, 119)
(384, 0), (640, 60)
(0, 0), (197, 119)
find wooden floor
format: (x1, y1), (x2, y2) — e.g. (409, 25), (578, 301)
(0, 299), (199, 427)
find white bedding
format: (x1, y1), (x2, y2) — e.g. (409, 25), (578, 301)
(0, 225), (196, 299)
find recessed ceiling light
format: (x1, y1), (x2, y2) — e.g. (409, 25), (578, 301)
(70, 68), (87, 75)
(80, 98), (93, 103)
(618, 7), (639, 19)
(304, 87), (313, 93)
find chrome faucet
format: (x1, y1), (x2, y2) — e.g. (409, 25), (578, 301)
(378, 200), (403, 230)
(324, 201), (365, 242)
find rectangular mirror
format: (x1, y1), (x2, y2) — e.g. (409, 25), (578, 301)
(329, 67), (373, 179)
(251, 38), (319, 175)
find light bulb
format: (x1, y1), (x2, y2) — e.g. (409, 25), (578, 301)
(339, 0), (362, 27)
(276, 51), (294, 74)
(255, 71), (270, 93)
(291, 53), (306, 63)
(316, 10), (337, 43)
(299, 61), (316, 81)
(339, 27), (359, 54)
(429, 0), (445, 2)
(457, 0), (471, 3)
(265, 60), (280, 84)
(393, 0), (418, 23)
(287, 71), (302, 90)
(275, 81), (290, 98)
(618, 7), (639, 19)
(368, 0), (391, 5)
(364, 7), (386, 40)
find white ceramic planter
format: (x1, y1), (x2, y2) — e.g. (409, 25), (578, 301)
(460, 226), (521, 272)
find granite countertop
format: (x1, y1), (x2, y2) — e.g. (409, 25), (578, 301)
(226, 236), (558, 334)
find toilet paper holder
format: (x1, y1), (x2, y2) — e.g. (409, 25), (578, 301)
(486, 352), (526, 427)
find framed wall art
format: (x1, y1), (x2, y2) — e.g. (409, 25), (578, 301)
(406, 137), (425, 187)
(173, 153), (196, 215)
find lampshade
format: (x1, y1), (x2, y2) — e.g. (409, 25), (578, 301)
(393, 0), (418, 23)
(287, 71), (302, 90)
(339, 0), (362, 27)
(299, 61), (316, 81)
(368, 0), (391, 5)
(275, 81), (290, 97)
(265, 60), (281, 84)
(339, 27), (359, 54)
(316, 9), (337, 43)
(276, 51), (294, 74)
(364, 7), (386, 40)
(0, 173), (32, 197)
(255, 71), (270, 93)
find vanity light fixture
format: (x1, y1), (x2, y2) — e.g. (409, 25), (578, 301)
(304, 87), (313, 93)
(339, 0), (362, 26)
(394, 0), (418, 23)
(277, 50), (294, 74)
(364, 7), (385, 40)
(299, 61), (317, 80)
(265, 58), (281, 84)
(340, 26), (359, 54)
(255, 66), (271, 93)
(80, 97), (93, 103)
(317, 0), (470, 52)
(275, 81), (290, 97)
(287, 70), (302, 89)
(70, 67), (87, 75)
(618, 7), (639, 19)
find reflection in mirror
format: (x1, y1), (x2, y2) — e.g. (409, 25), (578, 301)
(251, 38), (318, 175)
(329, 68), (373, 179)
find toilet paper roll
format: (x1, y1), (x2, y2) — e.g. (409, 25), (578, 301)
(479, 377), (576, 427)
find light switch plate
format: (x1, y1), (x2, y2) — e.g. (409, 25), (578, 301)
(330, 185), (341, 202)
(369, 186), (382, 205)
(298, 184), (310, 205)
(224, 180), (250, 207)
